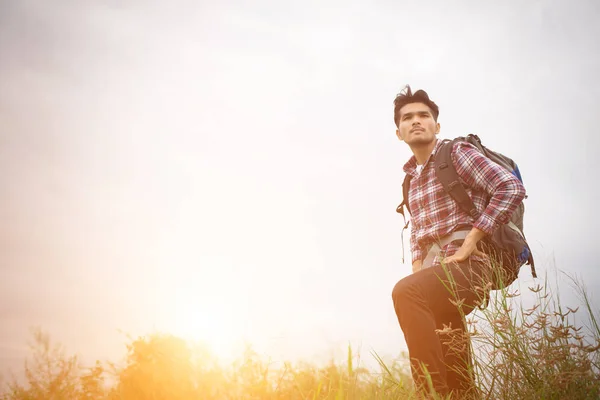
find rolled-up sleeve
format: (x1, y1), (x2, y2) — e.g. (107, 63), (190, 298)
(452, 142), (526, 235)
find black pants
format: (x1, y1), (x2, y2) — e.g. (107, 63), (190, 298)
(391, 259), (490, 396)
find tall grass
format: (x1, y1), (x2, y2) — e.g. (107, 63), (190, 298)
(1, 269), (599, 399)
(466, 272), (600, 399)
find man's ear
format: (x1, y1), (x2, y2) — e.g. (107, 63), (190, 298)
(396, 129), (403, 141)
(435, 122), (441, 135)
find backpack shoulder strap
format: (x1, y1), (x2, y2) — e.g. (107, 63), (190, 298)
(396, 174), (412, 264)
(435, 139), (479, 219)
(396, 174), (412, 216)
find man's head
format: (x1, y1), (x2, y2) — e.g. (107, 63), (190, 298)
(393, 85), (440, 147)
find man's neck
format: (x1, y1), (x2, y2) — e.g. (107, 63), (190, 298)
(410, 139), (438, 165)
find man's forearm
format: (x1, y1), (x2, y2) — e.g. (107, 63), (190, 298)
(464, 227), (487, 249)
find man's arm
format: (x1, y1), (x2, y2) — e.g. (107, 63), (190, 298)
(412, 259), (423, 273)
(444, 141), (526, 263)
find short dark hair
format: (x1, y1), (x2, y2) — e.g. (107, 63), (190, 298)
(393, 85), (439, 127)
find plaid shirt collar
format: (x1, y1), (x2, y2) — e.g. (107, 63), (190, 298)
(402, 138), (444, 177)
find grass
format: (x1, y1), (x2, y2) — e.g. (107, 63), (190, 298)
(1, 269), (599, 399)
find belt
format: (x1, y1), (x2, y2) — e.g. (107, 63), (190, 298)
(422, 230), (471, 268)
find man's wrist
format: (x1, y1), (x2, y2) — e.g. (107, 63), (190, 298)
(465, 227), (486, 246)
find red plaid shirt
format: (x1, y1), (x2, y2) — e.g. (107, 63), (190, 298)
(405, 139), (526, 267)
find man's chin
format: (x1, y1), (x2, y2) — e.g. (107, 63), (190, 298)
(407, 138), (435, 147)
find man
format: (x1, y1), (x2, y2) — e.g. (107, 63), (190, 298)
(390, 86), (526, 397)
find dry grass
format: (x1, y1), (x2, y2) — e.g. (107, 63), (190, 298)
(1, 270), (599, 399)
(466, 272), (600, 399)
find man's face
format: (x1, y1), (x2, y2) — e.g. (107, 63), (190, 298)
(396, 102), (440, 146)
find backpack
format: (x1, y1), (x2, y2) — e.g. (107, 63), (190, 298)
(396, 134), (536, 289)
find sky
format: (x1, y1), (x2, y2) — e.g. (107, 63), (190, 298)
(1, 0), (599, 376)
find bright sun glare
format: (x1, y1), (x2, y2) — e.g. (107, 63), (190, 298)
(164, 295), (242, 361)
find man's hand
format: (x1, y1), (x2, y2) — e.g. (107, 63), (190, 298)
(412, 260), (423, 274)
(443, 227), (487, 265)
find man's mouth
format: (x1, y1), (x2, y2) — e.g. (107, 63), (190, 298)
(411, 128), (424, 133)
